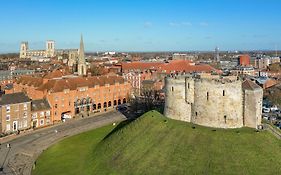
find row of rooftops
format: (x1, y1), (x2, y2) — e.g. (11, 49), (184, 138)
(0, 92), (51, 111)
(36, 76), (125, 93)
(121, 60), (220, 74)
(16, 69), (127, 93)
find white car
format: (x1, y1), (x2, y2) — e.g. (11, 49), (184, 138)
(62, 114), (72, 119)
(263, 107), (270, 113)
(270, 105), (278, 111)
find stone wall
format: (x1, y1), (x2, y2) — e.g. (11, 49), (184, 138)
(164, 76), (190, 122)
(191, 77), (243, 128)
(164, 75), (261, 129)
(244, 89), (263, 128)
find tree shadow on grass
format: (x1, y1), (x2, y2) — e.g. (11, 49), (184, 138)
(102, 118), (136, 141)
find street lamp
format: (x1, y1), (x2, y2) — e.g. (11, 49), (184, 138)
(0, 143), (11, 172)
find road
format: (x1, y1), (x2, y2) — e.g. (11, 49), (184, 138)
(0, 111), (126, 175)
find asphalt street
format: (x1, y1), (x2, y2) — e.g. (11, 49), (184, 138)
(0, 111), (126, 175)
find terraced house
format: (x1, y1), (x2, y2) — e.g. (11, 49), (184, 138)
(8, 71), (131, 123)
(0, 92), (31, 134)
(31, 99), (52, 128)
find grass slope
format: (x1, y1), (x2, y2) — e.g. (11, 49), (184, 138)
(32, 125), (116, 175)
(90, 111), (281, 175)
(33, 111), (281, 175)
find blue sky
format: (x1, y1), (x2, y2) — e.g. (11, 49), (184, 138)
(0, 0), (281, 53)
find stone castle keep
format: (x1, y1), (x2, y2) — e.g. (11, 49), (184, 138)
(164, 74), (263, 129)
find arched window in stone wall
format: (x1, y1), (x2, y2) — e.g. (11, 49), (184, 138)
(223, 90), (225, 96)
(171, 87), (174, 92)
(207, 92), (209, 101)
(224, 115), (227, 123)
(93, 104), (97, 110)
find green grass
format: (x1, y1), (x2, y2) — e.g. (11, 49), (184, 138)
(32, 124), (116, 175)
(33, 111), (281, 175)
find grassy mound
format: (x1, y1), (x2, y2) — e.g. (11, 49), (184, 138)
(33, 111), (281, 175)
(32, 124), (116, 175)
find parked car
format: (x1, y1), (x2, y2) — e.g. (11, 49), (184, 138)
(270, 105), (278, 112)
(263, 107), (270, 113)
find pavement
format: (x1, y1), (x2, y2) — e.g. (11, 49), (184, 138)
(264, 123), (281, 140)
(0, 111), (126, 175)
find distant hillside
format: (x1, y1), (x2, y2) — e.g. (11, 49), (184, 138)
(89, 111), (281, 175)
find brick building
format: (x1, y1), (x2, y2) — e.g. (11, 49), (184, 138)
(0, 92), (31, 134)
(121, 60), (220, 95)
(8, 71), (131, 122)
(31, 99), (52, 128)
(238, 55), (251, 66)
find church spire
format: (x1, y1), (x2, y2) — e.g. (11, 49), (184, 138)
(78, 34), (85, 64)
(77, 34), (87, 76)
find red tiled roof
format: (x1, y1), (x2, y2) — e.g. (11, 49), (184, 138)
(17, 76), (43, 87)
(36, 75), (126, 93)
(121, 62), (163, 71)
(158, 60), (219, 74)
(121, 60), (220, 74)
(242, 79), (261, 90)
(43, 69), (71, 79)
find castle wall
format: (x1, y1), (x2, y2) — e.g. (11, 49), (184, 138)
(192, 78), (244, 128)
(164, 77), (191, 122)
(243, 89), (263, 128)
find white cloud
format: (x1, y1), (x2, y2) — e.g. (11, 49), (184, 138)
(199, 22), (209, 27)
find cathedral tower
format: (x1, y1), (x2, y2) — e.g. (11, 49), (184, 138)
(20, 42), (28, 59)
(45, 40), (55, 57)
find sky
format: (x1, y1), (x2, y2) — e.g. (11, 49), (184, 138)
(0, 0), (281, 53)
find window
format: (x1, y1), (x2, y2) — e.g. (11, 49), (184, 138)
(6, 115), (10, 121)
(23, 111), (28, 118)
(6, 124), (10, 131)
(6, 105), (11, 113)
(223, 90), (225, 96)
(171, 87), (174, 92)
(207, 92), (209, 101)
(40, 112), (44, 117)
(32, 113), (37, 119)
(23, 120), (27, 128)
(195, 112), (198, 116)
(40, 119), (44, 126)
(23, 103), (28, 110)
(55, 104), (58, 108)
(46, 111), (50, 116)
(188, 83), (190, 89)
(224, 115), (227, 124)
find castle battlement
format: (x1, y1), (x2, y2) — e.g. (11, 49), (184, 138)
(164, 75), (263, 129)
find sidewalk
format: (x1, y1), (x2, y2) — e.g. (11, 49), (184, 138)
(0, 109), (116, 144)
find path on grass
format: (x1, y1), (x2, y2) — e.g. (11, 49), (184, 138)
(0, 111), (126, 175)
(264, 124), (281, 140)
